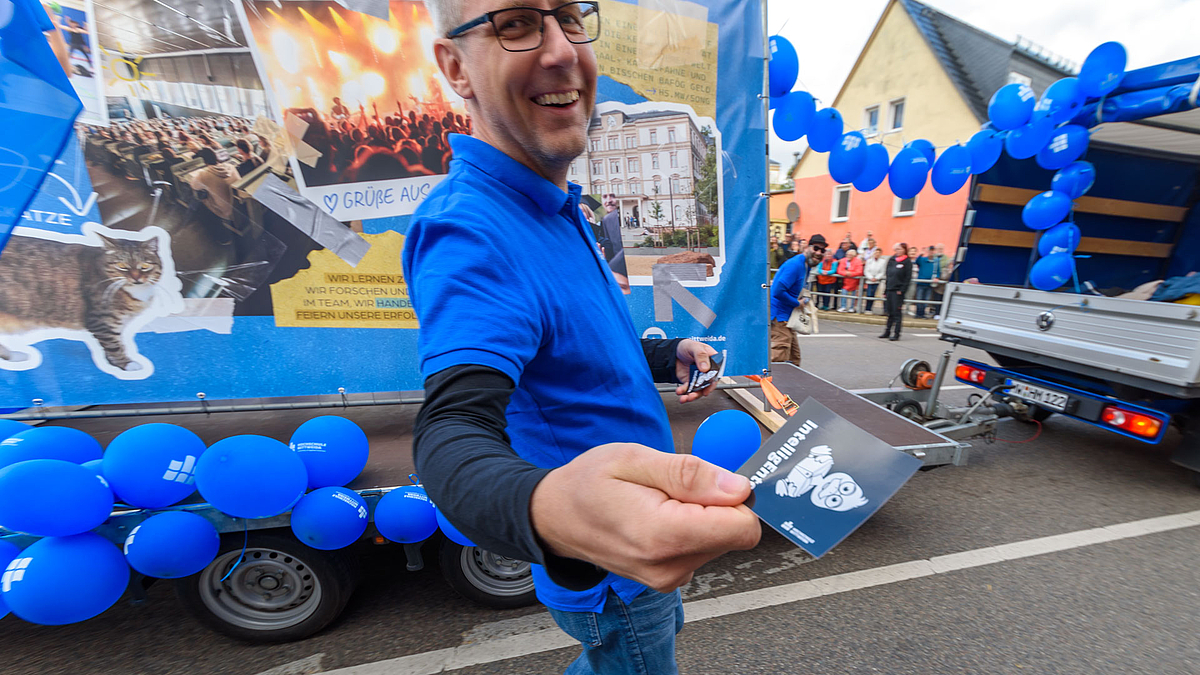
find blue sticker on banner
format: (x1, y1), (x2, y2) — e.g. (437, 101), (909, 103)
(737, 398), (922, 558)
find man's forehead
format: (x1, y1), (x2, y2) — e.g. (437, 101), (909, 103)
(463, 0), (573, 14)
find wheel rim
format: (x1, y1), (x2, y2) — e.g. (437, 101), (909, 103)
(460, 547), (534, 598)
(197, 546), (322, 631)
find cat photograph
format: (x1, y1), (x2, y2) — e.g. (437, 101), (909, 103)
(0, 224), (184, 379)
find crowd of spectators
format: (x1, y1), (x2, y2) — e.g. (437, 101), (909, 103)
(289, 103), (472, 186)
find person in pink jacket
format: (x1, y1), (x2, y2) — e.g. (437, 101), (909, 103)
(837, 248), (864, 313)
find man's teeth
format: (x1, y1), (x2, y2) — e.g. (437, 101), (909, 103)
(534, 90), (580, 106)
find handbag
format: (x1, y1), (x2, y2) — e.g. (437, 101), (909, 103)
(787, 291), (818, 335)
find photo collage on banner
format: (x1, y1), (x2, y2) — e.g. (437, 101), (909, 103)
(0, 0), (765, 409)
(45, 0), (108, 125)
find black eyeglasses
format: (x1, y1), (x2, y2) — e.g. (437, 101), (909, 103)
(447, 1), (601, 53)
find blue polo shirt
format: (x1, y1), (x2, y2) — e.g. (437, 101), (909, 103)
(770, 254), (808, 321)
(402, 134), (675, 613)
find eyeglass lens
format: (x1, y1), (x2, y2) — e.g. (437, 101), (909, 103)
(492, 3), (599, 51)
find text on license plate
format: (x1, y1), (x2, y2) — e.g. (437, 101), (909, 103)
(1008, 381), (1068, 412)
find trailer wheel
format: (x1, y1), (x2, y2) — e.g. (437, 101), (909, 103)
(439, 541), (537, 609)
(175, 531), (358, 643)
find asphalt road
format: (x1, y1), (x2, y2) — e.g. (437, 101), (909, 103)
(2, 320), (1198, 675)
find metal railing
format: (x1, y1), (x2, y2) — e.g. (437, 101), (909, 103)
(771, 271), (946, 318)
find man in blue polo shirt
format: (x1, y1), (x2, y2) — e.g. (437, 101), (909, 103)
(402, 1), (761, 673)
(769, 248), (811, 366)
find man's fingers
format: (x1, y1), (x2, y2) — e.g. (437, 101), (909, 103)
(610, 449), (753, 507)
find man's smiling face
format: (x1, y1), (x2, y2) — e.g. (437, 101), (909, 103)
(439, 0), (598, 184)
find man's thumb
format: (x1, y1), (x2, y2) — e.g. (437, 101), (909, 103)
(617, 450), (751, 506)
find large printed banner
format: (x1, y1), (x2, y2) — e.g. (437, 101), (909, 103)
(0, 0), (766, 409)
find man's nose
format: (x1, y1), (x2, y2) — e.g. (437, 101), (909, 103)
(538, 15), (579, 68)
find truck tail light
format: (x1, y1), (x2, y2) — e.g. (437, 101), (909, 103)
(955, 363), (987, 384)
(1101, 406), (1163, 439)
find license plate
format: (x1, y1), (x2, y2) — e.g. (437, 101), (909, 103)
(1008, 380), (1069, 412)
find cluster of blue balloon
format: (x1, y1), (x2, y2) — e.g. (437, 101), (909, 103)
(769, 35), (1125, 232)
(0, 414), (462, 626)
(769, 36), (973, 198)
(993, 42), (1125, 290)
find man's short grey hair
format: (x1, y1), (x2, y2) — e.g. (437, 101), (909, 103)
(424, 0), (461, 38)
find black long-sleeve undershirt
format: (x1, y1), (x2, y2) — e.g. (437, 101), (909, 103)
(412, 338), (684, 591)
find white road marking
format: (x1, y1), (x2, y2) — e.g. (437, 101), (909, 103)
(801, 333), (858, 338)
(321, 510), (1200, 675)
(253, 654), (325, 675)
(911, 333), (941, 337)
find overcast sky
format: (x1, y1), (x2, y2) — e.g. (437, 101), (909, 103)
(766, 0), (1200, 166)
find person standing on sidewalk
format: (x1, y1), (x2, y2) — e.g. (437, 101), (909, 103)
(863, 247), (887, 314)
(914, 245), (940, 319)
(814, 253), (838, 311)
(837, 248), (864, 313)
(930, 243), (950, 319)
(769, 250), (808, 365)
(880, 242), (912, 341)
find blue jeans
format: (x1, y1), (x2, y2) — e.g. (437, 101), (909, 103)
(839, 288), (857, 312)
(864, 282), (880, 313)
(915, 283), (933, 318)
(547, 588), (684, 675)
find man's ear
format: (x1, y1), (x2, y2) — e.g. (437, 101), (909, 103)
(434, 38), (474, 100)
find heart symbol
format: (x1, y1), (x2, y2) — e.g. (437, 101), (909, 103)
(323, 194), (339, 212)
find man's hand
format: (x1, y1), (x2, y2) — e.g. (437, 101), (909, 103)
(530, 444), (761, 592)
(674, 339), (718, 403)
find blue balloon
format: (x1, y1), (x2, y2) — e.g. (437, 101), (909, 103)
(1035, 77), (1085, 126)
(0, 420), (29, 442)
(0, 426), (102, 470)
(852, 143), (890, 192)
(1030, 252), (1076, 291)
(82, 459), (105, 477)
(1, 532), (129, 625)
(988, 82), (1036, 130)
(691, 409), (761, 473)
(0, 460), (112, 536)
(931, 144), (973, 195)
(124, 511), (219, 578)
(905, 139), (936, 165)
(1079, 42), (1127, 98)
(290, 487), (368, 551)
(195, 435), (307, 519)
(888, 146), (930, 200)
(771, 90), (816, 142)
(374, 486), (438, 544)
(0, 540), (19, 619)
(807, 108), (843, 153)
(768, 36), (799, 98)
(1038, 222), (1082, 257)
(436, 509), (476, 547)
(289, 416), (369, 490)
(103, 424), (206, 508)
(1022, 191), (1073, 231)
(1005, 113), (1055, 160)
(966, 129), (1003, 175)
(829, 131), (868, 184)
(1036, 124), (1089, 170)
(1051, 161), (1096, 199)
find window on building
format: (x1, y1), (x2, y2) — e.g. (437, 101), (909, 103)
(615, 182), (624, 195)
(888, 98), (905, 131)
(626, 135), (637, 148)
(678, 178), (690, 193)
(651, 153), (659, 169)
(591, 139), (600, 152)
(628, 158), (639, 172)
(670, 177), (680, 193)
(832, 185), (851, 222)
(894, 195), (917, 217)
(1007, 71), (1033, 87)
(595, 182), (604, 192)
(650, 129), (658, 144)
(569, 164), (576, 175)
(668, 127), (676, 143)
(631, 180), (641, 194)
(653, 178), (662, 194)
(592, 160), (602, 174)
(610, 159), (620, 174)
(675, 205), (684, 220)
(608, 136), (619, 150)
(864, 106), (880, 136)
(670, 152), (678, 168)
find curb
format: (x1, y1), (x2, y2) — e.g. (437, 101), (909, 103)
(814, 310), (940, 329)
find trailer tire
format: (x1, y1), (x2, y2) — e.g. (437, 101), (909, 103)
(175, 531), (359, 643)
(439, 541), (537, 609)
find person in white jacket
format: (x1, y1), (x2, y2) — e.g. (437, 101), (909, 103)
(863, 248), (887, 314)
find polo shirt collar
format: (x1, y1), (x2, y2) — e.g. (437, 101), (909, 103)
(449, 134), (573, 217)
